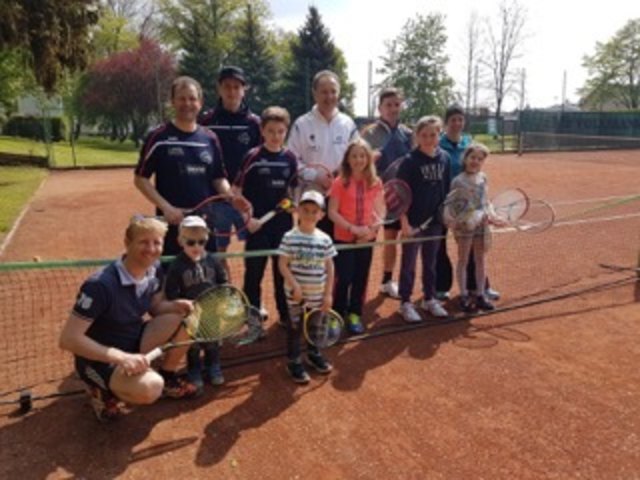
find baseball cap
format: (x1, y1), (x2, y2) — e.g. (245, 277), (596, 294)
(299, 190), (325, 209)
(218, 66), (247, 85)
(180, 215), (208, 230)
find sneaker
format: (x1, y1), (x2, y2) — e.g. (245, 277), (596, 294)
(286, 361), (310, 384)
(476, 295), (496, 311)
(86, 386), (123, 423)
(459, 295), (475, 313)
(421, 299), (449, 318)
(206, 364), (225, 386)
(399, 302), (422, 323)
(435, 291), (450, 301)
(346, 313), (365, 335)
(306, 352), (333, 374)
(380, 280), (400, 299)
(486, 288), (501, 301)
(162, 373), (199, 399)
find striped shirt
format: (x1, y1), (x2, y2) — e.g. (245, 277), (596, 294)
(278, 227), (337, 307)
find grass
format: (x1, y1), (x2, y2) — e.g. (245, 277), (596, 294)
(0, 165), (47, 237)
(0, 135), (138, 167)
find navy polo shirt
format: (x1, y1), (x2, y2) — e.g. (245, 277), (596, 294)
(72, 259), (163, 353)
(200, 101), (262, 183)
(234, 146), (297, 233)
(135, 122), (226, 213)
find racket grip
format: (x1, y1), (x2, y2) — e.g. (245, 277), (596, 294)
(145, 347), (163, 362)
(257, 210), (276, 225)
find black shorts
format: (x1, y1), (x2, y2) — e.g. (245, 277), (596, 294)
(75, 356), (116, 393)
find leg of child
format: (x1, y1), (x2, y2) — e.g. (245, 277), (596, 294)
(186, 344), (203, 388)
(456, 232), (473, 297)
(270, 253), (291, 324)
(420, 224), (444, 301)
(203, 342), (223, 386)
(398, 241), (421, 303)
(243, 232), (269, 310)
(332, 242), (353, 316)
(349, 245), (373, 316)
(471, 232), (487, 297)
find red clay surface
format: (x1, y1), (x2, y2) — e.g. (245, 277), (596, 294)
(1, 150), (639, 479)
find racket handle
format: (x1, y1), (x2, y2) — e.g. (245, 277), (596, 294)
(257, 210), (276, 225)
(145, 347), (163, 362)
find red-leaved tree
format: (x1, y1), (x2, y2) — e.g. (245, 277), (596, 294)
(81, 38), (176, 145)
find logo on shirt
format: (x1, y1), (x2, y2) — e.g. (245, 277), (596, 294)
(334, 135), (344, 145)
(199, 150), (213, 164)
(238, 132), (251, 145)
(168, 147), (185, 157)
(76, 292), (93, 310)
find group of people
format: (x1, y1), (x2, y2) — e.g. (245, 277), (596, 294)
(59, 66), (503, 422)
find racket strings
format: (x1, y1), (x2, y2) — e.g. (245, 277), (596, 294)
(305, 310), (343, 348)
(188, 287), (249, 340)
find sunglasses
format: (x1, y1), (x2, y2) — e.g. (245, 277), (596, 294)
(184, 239), (207, 247)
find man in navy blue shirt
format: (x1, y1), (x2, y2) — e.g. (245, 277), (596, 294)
(134, 76), (249, 256)
(59, 216), (198, 422)
(200, 66), (262, 257)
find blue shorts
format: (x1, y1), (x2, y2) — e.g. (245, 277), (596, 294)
(75, 356), (116, 394)
(211, 202), (248, 248)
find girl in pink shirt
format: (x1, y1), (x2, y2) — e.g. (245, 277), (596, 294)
(328, 139), (384, 334)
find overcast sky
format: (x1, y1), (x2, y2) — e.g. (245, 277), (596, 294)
(267, 0), (640, 116)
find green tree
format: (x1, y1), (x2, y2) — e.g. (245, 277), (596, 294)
(0, 49), (36, 113)
(0, 0), (99, 93)
(226, 2), (277, 113)
(377, 13), (454, 122)
(579, 18), (640, 110)
(157, 0), (241, 108)
(279, 6), (355, 120)
(90, 8), (139, 59)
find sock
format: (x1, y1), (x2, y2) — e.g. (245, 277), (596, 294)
(382, 271), (392, 284)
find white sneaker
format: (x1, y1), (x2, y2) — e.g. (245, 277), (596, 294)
(399, 302), (422, 323)
(421, 299), (449, 318)
(486, 288), (501, 301)
(380, 280), (400, 299)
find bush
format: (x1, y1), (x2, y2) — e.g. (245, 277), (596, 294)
(3, 115), (66, 141)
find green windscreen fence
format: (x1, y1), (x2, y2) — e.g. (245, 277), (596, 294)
(519, 110), (640, 152)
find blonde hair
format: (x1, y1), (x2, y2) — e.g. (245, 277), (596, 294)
(126, 215), (168, 241)
(414, 115), (442, 135)
(339, 138), (379, 188)
(462, 143), (490, 172)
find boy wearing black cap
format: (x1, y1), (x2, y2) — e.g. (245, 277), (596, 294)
(200, 66), (262, 267)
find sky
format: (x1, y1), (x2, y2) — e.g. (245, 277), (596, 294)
(268, 0), (640, 116)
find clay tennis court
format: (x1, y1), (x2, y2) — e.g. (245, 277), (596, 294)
(1, 150), (639, 478)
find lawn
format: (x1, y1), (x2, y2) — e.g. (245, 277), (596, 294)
(0, 165), (47, 237)
(0, 135), (138, 167)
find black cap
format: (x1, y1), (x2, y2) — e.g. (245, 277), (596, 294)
(218, 66), (247, 85)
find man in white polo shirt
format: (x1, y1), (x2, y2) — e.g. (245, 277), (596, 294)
(288, 70), (358, 235)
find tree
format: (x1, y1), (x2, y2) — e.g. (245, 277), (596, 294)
(0, 49), (36, 113)
(226, 3), (278, 113)
(90, 8), (139, 59)
(0, 0), (99, 93)
(463, 12), (483, 112)
(81, 39), (176, 145)
(579, 18), (640, 111)
(156, 0), (241, 108)
(377, 13), (454, 122)
(278, 6), (355, 120)
(482, 0), (527, 120)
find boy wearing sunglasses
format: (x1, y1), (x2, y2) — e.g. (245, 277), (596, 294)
(164, 216), (228, 393)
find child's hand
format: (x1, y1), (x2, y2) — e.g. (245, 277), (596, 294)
(291, 285), (303, 304)
(174, 299), (194, 316)
(351, 225), (369, 238)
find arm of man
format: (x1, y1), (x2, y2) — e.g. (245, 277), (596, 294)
(150, 290), (192, 317)
(59, 314), (150, 376)
(134, 175), (183, 225)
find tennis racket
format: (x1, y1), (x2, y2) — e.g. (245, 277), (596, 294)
(256, 198), (295, 227)
(301, 304), (344, 349)
(511, 199), (555, 233)
(185, 194), (252, 238)
(371, 179), (412, 228)
(441, 188), (479, 231)
(290, 163), (333, 204)
(145, 285), (253, 361)
(492, 188), (530, 224)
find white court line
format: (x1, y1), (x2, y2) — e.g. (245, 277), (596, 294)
(550, 194), (640, 206)
(0, 176), (48, 258)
